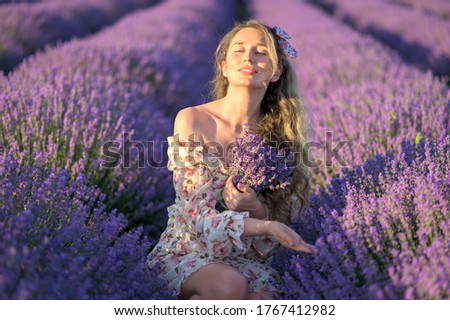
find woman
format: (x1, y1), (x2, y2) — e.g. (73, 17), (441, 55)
(147, 20), (316, 300)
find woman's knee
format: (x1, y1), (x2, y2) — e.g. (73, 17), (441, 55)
(210, 267), (248, 299)
(180, 263), (248, 299)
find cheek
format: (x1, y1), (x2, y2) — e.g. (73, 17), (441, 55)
(258, 63), (274, 77)
(227, 55), (240, 66)
(223, 58), (238, 75)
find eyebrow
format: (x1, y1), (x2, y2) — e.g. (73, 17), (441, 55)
(231, 42), (267, 47)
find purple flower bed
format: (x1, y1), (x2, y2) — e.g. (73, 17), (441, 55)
(0, 153), (175, 299)
(0, 1), (41, 3)
(1, 47), (175, 238)
(1, 0), (236, 238)
(0, 0), (159, 73)
(272, 137), (449, 299)
(312, 0), (450, 78)
(387, 0), (450, 21)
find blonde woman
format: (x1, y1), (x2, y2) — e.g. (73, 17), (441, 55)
(148, 20), (316, 300)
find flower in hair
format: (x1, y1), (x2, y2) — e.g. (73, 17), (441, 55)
(273, 26), (298, 59)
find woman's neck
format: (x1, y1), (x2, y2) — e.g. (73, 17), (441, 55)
(220, 86), (266, 131)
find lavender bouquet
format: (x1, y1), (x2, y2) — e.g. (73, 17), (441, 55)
(227, 128), (295, 192)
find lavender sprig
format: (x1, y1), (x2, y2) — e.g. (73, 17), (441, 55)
(227, 128), (294, 192)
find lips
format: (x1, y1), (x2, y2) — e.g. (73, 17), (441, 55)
(239, 66), (258, 75)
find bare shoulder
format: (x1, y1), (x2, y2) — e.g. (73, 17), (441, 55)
(173, 102), (217, 143)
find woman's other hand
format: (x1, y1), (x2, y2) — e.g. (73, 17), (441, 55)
(222, 176), (268, 219)
(268, 221), (318, 254)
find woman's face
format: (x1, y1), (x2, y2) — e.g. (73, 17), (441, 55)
(222, 27), (279, 89)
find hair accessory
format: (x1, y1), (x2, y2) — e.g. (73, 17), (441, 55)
(273, 26), (298, 59)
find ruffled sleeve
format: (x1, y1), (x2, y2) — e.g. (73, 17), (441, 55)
(166, 136), (252, 258)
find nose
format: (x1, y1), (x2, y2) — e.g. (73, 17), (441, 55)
(243, 51), (255, 63)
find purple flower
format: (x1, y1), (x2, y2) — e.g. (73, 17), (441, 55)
(227, 127), (294, 192)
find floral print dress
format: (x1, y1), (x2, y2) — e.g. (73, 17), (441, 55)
(147, 136), (281, 296)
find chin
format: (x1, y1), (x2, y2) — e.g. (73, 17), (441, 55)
(232, 80), (268, 88)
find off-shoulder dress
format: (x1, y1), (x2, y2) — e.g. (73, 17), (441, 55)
(147, 136), (281, 296)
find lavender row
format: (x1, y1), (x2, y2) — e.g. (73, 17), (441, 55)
(1, 0), (236, 238)
(0, 0), (159, 74)
(312, 0), (450, 78)
(0, 154), (174, 299)
(251, 0), (449, 299)
(251, 0), (449, 187)
(0, 0), (41, 3)
(84, 0), (236, 118)
(387, 0), (450, 20)
(273, 137), (450, 299)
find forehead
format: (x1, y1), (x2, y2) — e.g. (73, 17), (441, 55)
(230, 27), (267, 45)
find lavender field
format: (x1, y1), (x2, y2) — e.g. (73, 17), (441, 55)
(0, 0), (159, 74)
(312, 0), (450, 79)
(0, 0), (449, 299)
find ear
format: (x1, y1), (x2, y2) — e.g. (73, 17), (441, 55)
(221, 60), (228, 78)
(270, 66), (282, 82)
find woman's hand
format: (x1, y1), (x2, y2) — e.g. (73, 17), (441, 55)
(222, 176), (260, 212)
(268, 221), (318, 254)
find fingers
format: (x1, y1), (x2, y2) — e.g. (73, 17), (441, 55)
(291, 241), (318, 254)
(229, 176), (253, 194)
(223, 176), (258, 211)
(222, 177), (233, 208)
(223, 177), (248, 210)
(309, 245), (319, 254)
(236, 182), (249, 193)
(276, 225), (318, 254)
(226, 176), (233, 189)
(282, 240), (317, 254)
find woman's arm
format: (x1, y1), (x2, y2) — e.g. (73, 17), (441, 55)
(223, 173), (316, 253)
(242, 218), (317, 254)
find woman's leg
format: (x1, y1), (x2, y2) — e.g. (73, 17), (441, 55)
(179, 263), (248, 300)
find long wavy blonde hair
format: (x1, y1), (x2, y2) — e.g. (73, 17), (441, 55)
(210, 20), (311, 223)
